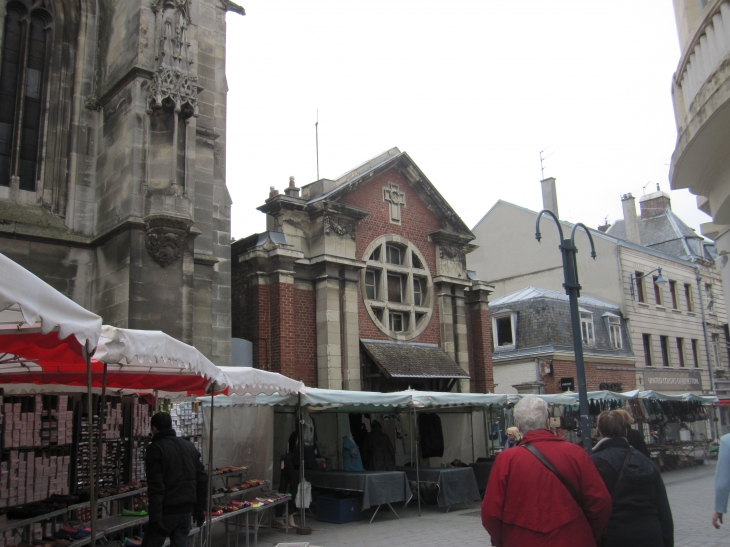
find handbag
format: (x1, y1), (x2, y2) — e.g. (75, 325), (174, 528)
(295, 480), (312, 509)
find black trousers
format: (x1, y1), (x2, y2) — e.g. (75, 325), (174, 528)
(141, 513), (192, 547)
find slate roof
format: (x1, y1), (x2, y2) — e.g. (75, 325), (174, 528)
(489, 287), (620, 309)
(607, 210), (709, 261)
(360, 339), (469, 379)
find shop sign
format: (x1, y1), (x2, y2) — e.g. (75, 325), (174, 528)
(644, 370), (702, 391)
(560, 377), (575, 392)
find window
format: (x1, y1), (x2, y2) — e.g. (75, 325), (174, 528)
(492, 313), (517, 349)
(660, 336), (670, 367)
(580, 312), (594, 346)
(413, 278), (423, 306)
(684, 283), (693, 312)
(387, 274), (403, 303)
(706, 283), (715, 314)
(0, 7), (50, 190)
(365, 270), (379, 300)
(607, 316), (622, 349)
(389, 312), (405, 333)
(643, 334), (653, 367)
(669, 281), (678, 309)
(653, 276), (663, 306)
(635, 271), (645, 303)
(677, 338), (685, 367)
(713, 333), (722, 368)
(692, 339), (699, 368)
(361, 236), (433, 340)
(386, 244), (402, 265)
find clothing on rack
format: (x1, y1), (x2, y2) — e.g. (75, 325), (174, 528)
(417, 413), (444, 459)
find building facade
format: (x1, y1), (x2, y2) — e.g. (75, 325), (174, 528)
(669, 0), (730, 323)
(0, 0), (240, 363)
(489, 287), (635, 395)
(231, 148), (495, 392)
(468, 180), (727, 395)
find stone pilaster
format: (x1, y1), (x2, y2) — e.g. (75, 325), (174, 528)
(316, 267), (343, 390)
(341, 268), (362, 391)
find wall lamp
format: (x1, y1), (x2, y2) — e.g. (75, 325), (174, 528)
(629, 267), (667, 300)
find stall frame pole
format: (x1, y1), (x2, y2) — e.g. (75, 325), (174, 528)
(83, 344), (98, 547)
(205, 388), (215, 547)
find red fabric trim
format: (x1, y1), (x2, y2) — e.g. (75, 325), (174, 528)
(0, 332), (210, 394)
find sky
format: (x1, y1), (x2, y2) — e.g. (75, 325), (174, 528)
(224, 1), (708, 241)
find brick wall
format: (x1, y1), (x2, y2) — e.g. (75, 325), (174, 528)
(542, 360), (636, 394)
(339, 169), (442, 344)
(466, 303), (495, 393)
(294, 286), (317, 386)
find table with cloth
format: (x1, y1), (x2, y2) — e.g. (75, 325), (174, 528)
(398, 467), (481, 509)
(304, 470), (413, 522)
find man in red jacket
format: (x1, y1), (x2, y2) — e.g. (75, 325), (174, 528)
(481, 397), (612, 547)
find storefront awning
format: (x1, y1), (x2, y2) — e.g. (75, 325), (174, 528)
(361, 339), (469, 380)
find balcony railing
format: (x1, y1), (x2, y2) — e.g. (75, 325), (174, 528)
(676, 1), (730, 115)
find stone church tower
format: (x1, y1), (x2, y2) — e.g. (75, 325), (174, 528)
(0, 0), (241, 364)
(232, 148), (495, 392)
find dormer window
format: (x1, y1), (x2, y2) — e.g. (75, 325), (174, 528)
(603, 312), (622, 349)
(580, 311), (595, 346)
(492, 311), (517, 350)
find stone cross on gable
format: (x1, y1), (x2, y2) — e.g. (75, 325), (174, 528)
(383, 182), (406, 224)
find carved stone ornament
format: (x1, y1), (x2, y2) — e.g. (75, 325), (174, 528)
(324, 215), (356, 239)
(84, 95), (102, 111)
(148, 0), (199, 116)
(148, 67), (199, 115)
(439, 243), (462, 260)
(145, 219), (190, 267)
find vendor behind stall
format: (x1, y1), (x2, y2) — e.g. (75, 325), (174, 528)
(363, 421), (396, 471)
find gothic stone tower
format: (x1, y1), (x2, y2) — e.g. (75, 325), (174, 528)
(0, 0), (241, 363)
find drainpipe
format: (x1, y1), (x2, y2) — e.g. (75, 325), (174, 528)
(695, 266), (719, 440)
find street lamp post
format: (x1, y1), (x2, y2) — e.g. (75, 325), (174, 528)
(629, 268), (668, 300)
(535, 210), (597, 453)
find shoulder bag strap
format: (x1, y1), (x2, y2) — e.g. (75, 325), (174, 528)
(611, 447), (633, 498)
(522, 443), (581, 507)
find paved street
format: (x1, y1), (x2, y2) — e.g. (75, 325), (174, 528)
(212, 461), (728, 547)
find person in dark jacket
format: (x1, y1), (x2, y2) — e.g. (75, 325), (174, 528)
(616, 408), (652, 458)
(362, 421), (395, 471)
(591, 410), (673, 547)
(142, 412), (208, 547)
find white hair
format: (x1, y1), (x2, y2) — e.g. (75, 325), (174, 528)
(513, 396), (549, 434)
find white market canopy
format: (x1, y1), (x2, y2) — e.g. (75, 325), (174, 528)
(216, 366), (306, 396)
(201, 387), (506, 412)
(0, 252), (102, 348)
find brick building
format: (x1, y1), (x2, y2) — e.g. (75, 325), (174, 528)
(489, 287), (635, 395)
(231, 148), (495, 392)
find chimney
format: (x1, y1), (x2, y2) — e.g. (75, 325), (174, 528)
(284, 176), (300, 198)
(540, 177), (559, 218)
(268, 186), (279, 199)
(639, 187), (671, 219)
(621, 193), (641, 244)
(597, 221), (611, 233)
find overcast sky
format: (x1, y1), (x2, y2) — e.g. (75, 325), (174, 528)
(225, 2), (705, 242)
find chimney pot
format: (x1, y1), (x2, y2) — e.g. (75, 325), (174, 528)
(289, 176), (296, 188)
(540, 177), (559, 218)
(621, 193), (641, 244)
(269, 186), (279, 198)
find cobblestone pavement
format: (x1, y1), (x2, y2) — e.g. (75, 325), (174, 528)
(210, 461), (727, 547)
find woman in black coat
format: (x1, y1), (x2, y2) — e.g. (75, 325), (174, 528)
(590, 410), (674, 547)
